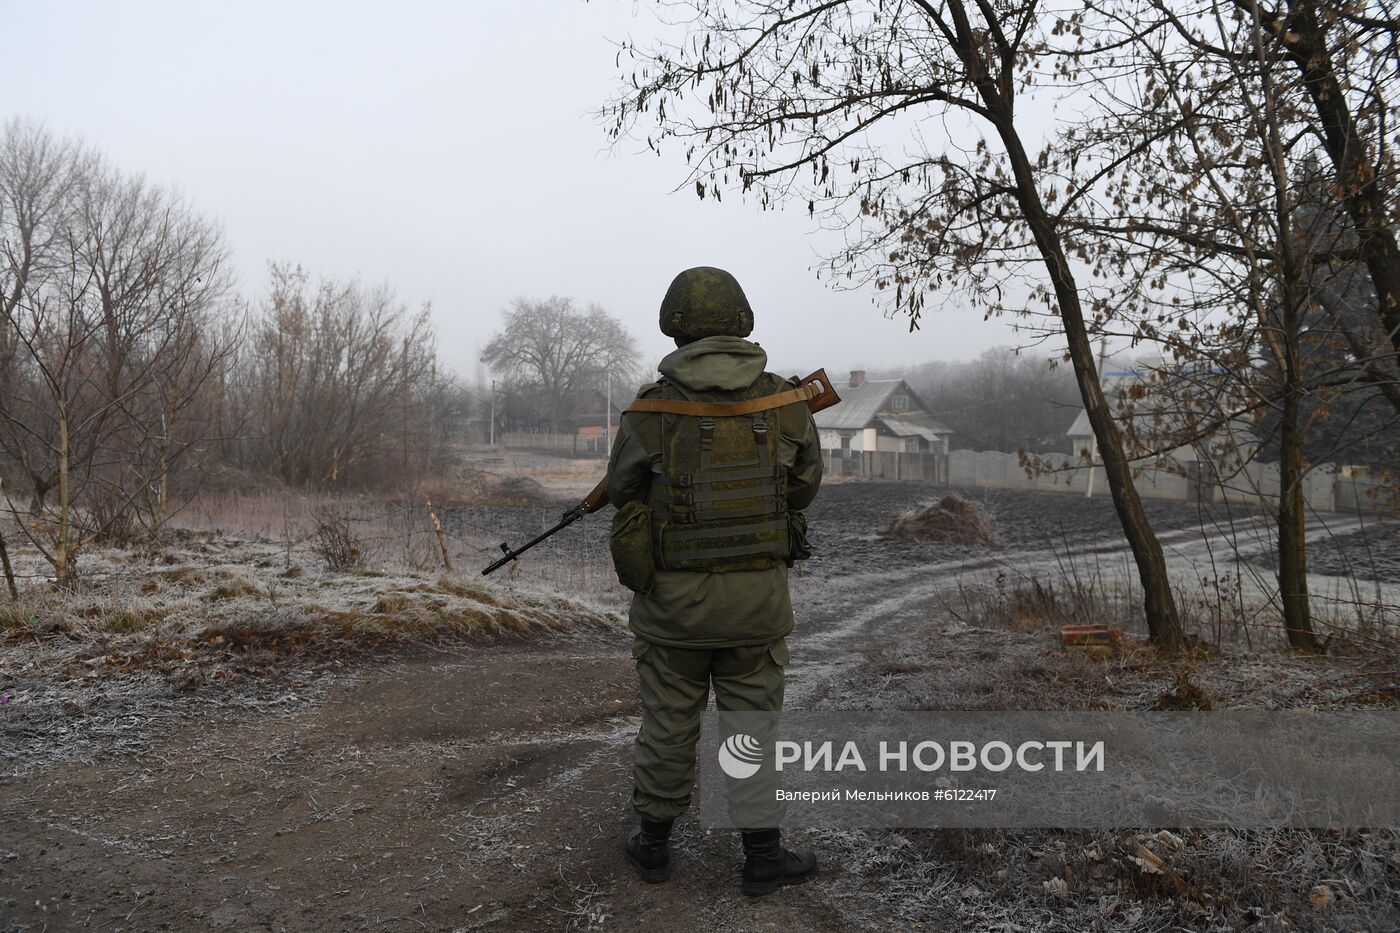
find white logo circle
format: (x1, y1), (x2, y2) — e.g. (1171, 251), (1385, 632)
(718, 733), (764, 779)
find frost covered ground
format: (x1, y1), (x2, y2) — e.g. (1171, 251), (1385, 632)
(0, 462), (1397, 931)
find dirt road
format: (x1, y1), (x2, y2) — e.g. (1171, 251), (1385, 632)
(3, 635), (864, 930)
(2, 483), (1395, 931)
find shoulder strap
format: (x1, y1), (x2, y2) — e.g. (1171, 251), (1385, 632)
(624, 382), (817, 417)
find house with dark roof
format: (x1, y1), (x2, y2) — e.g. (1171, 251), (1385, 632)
(815, 371), (953, 455)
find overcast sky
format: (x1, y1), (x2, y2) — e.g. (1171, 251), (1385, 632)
(4, 0), (1039, 379)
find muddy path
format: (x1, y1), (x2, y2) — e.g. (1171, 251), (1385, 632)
(2, 482), (1395, 932)
(1, 634), (855, 932)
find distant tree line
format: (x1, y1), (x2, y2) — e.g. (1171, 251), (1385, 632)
(890, 348), (1085, 452)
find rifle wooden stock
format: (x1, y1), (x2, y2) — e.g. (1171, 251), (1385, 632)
(794, 368), (841, 414)
(580, 478), (609, 514)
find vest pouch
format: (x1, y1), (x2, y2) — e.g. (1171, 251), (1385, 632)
(786, 510), (813, 566)
(639, 374), (798, 574)
(610, 499), (656, 593)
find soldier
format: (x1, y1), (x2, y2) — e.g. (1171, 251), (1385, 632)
(606, 266), (823, 896)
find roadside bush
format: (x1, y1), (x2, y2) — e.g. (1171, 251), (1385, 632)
(311, 510), (363, 571)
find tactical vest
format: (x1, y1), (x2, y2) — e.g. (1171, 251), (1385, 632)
(643, 375), (793, 573)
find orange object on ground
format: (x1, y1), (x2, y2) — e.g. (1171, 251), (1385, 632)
(1061, 624), (1124, 658)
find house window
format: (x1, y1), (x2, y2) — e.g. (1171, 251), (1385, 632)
(890, 394), (909, 412)
(905, 437), (920, 452)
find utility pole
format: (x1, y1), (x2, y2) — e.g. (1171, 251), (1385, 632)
(489, 379), (497, 447)
(1085, 338), (1109, 498)
(604, 371), (612, 455)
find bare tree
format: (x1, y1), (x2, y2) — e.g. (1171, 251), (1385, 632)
(0, 120), (85, 510)
(481, 297), (639, 434)
(605, 0), (1188, 647)
(0, 120), (235, 585)
(229, 265), (443, 490)
(79, 161), (238, 540)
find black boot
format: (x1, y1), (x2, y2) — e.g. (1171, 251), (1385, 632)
(740, 829), (817, 896)
(625, 819), (673, 882)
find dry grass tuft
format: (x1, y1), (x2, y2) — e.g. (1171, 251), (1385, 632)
(156, 566), (203, 585)
(1155, 673), (1216, 711)
(0, 599), (42, 636)
(998, 578), (1064, 632)
(187, 580), (612, 662)
(2, 592), (170, 639)
(204, 571), (262, 601)
(370, 592), (418, 615)
(95, 601), (166, 633)
(949, 572), (1116, 634)
(428, 576), (504, 606)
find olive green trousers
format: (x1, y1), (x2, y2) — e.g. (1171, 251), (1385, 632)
(631, 636), (787, 823)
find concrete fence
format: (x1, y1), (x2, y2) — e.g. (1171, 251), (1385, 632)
(823, 449), (948, 484)
(499, 432), (608, 457)
(1333, 471), (1393, 513)
(830, 446), (1392, 515)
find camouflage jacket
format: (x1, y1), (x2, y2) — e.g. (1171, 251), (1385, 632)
(607, 336), (823, 648)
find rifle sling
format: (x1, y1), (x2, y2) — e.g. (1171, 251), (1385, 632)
(623, 383), (818, 417)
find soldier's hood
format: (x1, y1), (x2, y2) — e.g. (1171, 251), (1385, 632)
(657, 335), (768, 392)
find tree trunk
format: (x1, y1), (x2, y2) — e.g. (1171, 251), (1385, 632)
(1053, 271), (1186, 651)
(156, 452), (168, 542)
(1257, 8), (1319, 651)
(56, 410), (73, 589)
(1277, 300), (1317, 651)
(1281, 0), (1400, 357)
(953, 3), (1185, 648)
(1277, 394), (1315, 650)
(0, 524), (17, 600)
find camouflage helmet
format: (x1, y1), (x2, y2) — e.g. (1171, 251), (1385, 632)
(659, 266), (754, 344)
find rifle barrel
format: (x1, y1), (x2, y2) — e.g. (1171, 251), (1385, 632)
(480, 510), (581, 575)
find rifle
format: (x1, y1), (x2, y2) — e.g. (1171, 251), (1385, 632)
(481, 368), (841, 575)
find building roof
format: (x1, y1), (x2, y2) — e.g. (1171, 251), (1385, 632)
(1066, 410), (1092, 438)
(1066, 407), (1257, 459)
(573, 386), (625, 415)
(876, 414), (953, 440)
(1066, 408), (1194, 439)
(814, 379), (924, 431)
